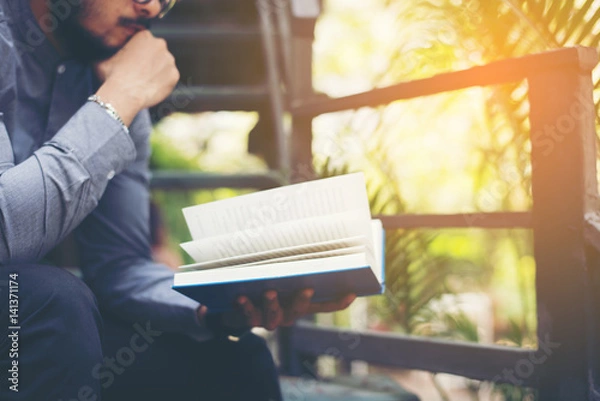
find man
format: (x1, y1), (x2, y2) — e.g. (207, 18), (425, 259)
(0, 0), (355, 400)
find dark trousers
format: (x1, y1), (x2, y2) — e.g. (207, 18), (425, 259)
(0, 264), (282, 401)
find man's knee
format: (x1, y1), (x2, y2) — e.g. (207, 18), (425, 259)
(0, 265), (104, 400)
(1, 264), (101, 334)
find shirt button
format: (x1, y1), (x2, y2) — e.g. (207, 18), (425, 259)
(107, 170), (116, 180)
(57, 64), (66, 74)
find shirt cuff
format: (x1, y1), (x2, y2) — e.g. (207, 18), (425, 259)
(47, 101), (136, 182)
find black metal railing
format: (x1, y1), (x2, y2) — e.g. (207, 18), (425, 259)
(282, 46), (600, 401)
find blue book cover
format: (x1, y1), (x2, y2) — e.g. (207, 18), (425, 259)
(173, 225), (385, 312)
(172, 174), (385, 312)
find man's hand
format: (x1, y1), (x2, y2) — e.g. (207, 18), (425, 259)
(198, 290), (356, 334)
(94, 30), (180, 126)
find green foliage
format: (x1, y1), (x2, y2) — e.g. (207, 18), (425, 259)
(151, 190), (198, 264)
(446, 0), (600, 158)
(150, 132), (198, 171)
(314, 115), (491, 335)
(493, 384), (537, 401)
(149, 112), (266, 263)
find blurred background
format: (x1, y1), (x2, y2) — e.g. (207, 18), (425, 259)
(149, 1), (600, 399)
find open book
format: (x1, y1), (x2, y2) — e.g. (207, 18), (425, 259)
(172, 173), (385, 311)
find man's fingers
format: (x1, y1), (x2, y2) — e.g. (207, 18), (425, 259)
(263, 291), (283, 331)
(231, 292), (356, 329)
(307, 293), (356, 315)
(283, 289), (314, 326)
(238, 296), (262, 327)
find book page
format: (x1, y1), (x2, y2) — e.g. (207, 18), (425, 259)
(233, 245), (366, 268)
(179, 244), (366, 272)
(180, 211), (366, 262)
(182, 173), (371, 240)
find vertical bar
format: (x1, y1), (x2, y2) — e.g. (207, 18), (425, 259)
(528, 52), (598, 400)
(289, 38), (315, 102)
(280, 2), (319, 376)
(291, 117), (315, 182)
(277, 327), (299, 375)
(257, 0), (290, 176)
(274, 0), (294, 89)
(289, 24), (317, 179)
(278, 322), (319, 377)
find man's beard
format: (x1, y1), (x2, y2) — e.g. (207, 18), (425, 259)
(51, 1), (152, 63)
(55, 19), (119, 62)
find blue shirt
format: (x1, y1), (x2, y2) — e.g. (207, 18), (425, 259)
(0, 0), (211, 340)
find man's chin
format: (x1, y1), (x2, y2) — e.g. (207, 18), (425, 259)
(55, 23), (121, 62)
(89, 31), (142, 60)
(72, 41), (120, 63)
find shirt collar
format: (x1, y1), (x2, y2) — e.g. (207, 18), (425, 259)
(7, 0), (64, 68)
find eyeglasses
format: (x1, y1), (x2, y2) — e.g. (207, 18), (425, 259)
(133, 0), (177, 19)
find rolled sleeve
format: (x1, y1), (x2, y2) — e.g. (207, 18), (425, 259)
(0, 102), (137, 263)
(48, 101), (136, 183)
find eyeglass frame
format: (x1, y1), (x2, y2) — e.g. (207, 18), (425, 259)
(133, 0), (177, 19)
